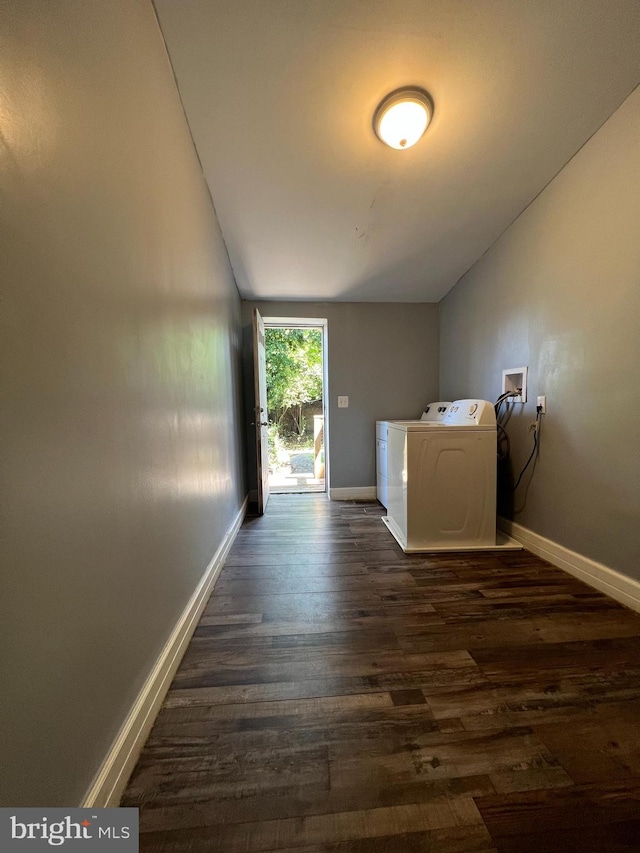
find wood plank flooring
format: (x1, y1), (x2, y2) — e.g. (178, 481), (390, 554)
(123, 495), (640, 851)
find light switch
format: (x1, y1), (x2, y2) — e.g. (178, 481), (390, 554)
(338, 396), (349, 408)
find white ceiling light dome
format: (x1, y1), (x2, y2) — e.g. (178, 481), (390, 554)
(373, 88), (434, 150)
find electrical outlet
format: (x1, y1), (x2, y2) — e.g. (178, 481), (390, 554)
(338, 396), (349, 408)
(537, 395), (546, 413)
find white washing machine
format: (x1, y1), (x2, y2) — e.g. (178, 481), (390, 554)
(382, 399), (520, 552)
(376, 402), (452, 508)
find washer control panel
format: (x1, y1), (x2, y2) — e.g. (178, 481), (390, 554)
(444, 400), (496, 426)
(420, 401), (452, 422)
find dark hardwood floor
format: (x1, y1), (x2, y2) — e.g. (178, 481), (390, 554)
(123, 495), (640, 852)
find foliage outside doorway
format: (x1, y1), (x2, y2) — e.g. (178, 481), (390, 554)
(265, 326), (325, 493)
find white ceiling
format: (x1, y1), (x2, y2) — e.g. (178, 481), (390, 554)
(154, 0), (640, 302)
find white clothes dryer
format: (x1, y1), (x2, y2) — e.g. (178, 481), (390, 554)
(382, 399), (519, 552)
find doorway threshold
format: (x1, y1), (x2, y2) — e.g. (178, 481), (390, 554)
(270, 485), (326, 495)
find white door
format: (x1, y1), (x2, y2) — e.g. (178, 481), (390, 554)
(252, 308), (270, 514)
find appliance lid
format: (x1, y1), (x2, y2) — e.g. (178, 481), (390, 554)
(388, 421), (496, 432)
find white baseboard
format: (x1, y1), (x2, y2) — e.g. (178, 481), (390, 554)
(82, 496), (248, 807)
(499, 517), (640, 614)
(329, 486), (378, 501)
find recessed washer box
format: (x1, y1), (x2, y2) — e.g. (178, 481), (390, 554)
(502, 366), (528, 403)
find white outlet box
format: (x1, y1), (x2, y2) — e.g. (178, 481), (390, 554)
(502, 366), (528, 403)
(338, 396), (349, 408)
(537, 395), (546, 413)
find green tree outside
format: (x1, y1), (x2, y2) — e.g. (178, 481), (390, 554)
(265, 328), (322, 437)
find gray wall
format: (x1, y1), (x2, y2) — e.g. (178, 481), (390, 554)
(0, 1), (245, 805)
(242, 302), (439, 490)
(440, 88), (640, 579)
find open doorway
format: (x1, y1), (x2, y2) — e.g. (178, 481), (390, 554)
(263, 318), (328, 494)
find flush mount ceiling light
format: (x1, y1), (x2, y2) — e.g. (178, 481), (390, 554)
(373, 88), (433, 150)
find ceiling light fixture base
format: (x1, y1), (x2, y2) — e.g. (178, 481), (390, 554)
(373, 87), (434, 150)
